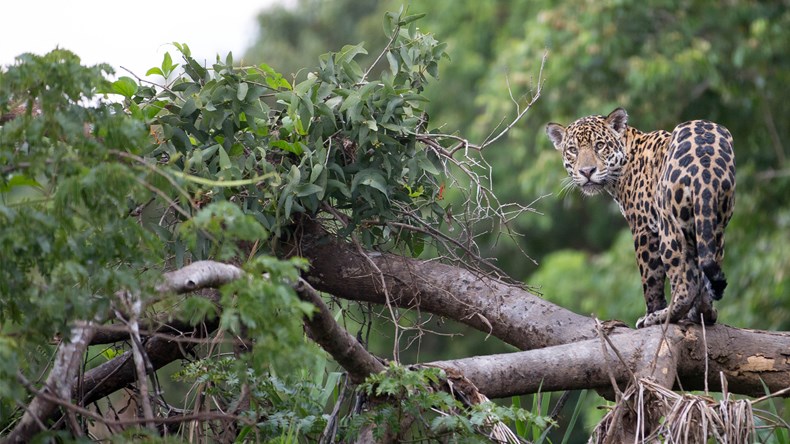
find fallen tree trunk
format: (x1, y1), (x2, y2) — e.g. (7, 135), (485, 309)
(293, 224), (790, 397)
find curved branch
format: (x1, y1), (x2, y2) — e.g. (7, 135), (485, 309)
(296, 278), (386, 382)
(293, 220), (601, 351)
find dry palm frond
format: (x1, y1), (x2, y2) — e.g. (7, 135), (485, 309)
(590, 377), (756, 444)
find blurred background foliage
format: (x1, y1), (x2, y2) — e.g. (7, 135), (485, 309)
(245, 0), (790, 331)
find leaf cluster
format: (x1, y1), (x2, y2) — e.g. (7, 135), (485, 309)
(354, 363), (552, 441)
(129, 15), (448, 254)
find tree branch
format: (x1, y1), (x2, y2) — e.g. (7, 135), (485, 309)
(293, 219), (602, 350)
(295, 278), (386, 383)
(6, 261), (239, 443)
(292, 222), (790, 398)
(156, 260), (245, 294)
(6, 322), (96, 444)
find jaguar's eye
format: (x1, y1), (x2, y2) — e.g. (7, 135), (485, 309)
(595, 141), (605, 151)
(566, 146), (578, 155)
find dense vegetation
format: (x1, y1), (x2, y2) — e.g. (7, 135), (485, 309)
(1, 0), (788, 441)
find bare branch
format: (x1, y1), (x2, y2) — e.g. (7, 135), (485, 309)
(113, 292), (155, 430)
(477, 50), (546, 151)
(296, 279), (386, 383)
(7, 322), (96, 444)
(156, 260), (244, 294)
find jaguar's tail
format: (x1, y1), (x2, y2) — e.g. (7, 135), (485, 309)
(694, 195), (728, 301)
(701, 261), (727, 300)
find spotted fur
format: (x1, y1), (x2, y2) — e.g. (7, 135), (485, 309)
(546, 108), (736, 328)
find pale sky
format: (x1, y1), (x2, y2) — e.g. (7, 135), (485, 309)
(0, 1), (289, 77)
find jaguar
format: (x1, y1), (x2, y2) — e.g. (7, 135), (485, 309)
(545, 108), (735, 328)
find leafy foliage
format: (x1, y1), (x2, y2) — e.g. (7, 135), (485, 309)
(133, 17), (448, 251)
(172, 356), (335, 440)
(353, 363), (552, 441)
(0, 10), (477, 441)
(0, 50), (150, 331)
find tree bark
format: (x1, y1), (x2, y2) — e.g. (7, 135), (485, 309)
(6, 322), (95, 444)
(296, 278), (386, 383)
(293, 221), (599, 351)
(291, 223), (790, 397)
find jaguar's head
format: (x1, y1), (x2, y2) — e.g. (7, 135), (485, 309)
(545, 108), (629, 196)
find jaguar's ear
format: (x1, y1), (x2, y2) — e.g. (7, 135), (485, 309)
(606, 108), (628, 136)
(545, 123), (565, 150)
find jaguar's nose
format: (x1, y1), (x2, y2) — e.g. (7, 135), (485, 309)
(579, 166), (597, 179)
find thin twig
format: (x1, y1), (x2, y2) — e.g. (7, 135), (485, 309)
(701, 314), (710, 395)
(352, 235), (402, 362)
(472, 50), (547, 153)
(361, 23), (400, 83)
(114, 292), (156, 430)
(112, 149), (197, 211)
(595, 318), (624, 401)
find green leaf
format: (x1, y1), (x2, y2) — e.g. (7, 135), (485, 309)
(327, 179), (351, 198)
(0, 175), (43, 193)
(351, 169), (388, 196)
(162, 51), (178, 77)
(237, 82), (249, 101)
(173, 41), (191, 57)
(218, 146), (231, 170)
(143, 100), (167, 120)
(295, 183), (324, 197)
(146, 67), (165, 77)
(111, 77), (138, 99)
(410, 234), (425, 256)
(399, 13), (426, 26)
(271, 140), (304, 155)
(180, 98), (198, 117)
(339, 92), (361, 113)
(386, 51), (399, 75)
(416, 153), (441, 175)
(336, 42), (368, 65)
(309, 164), (324, 183)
